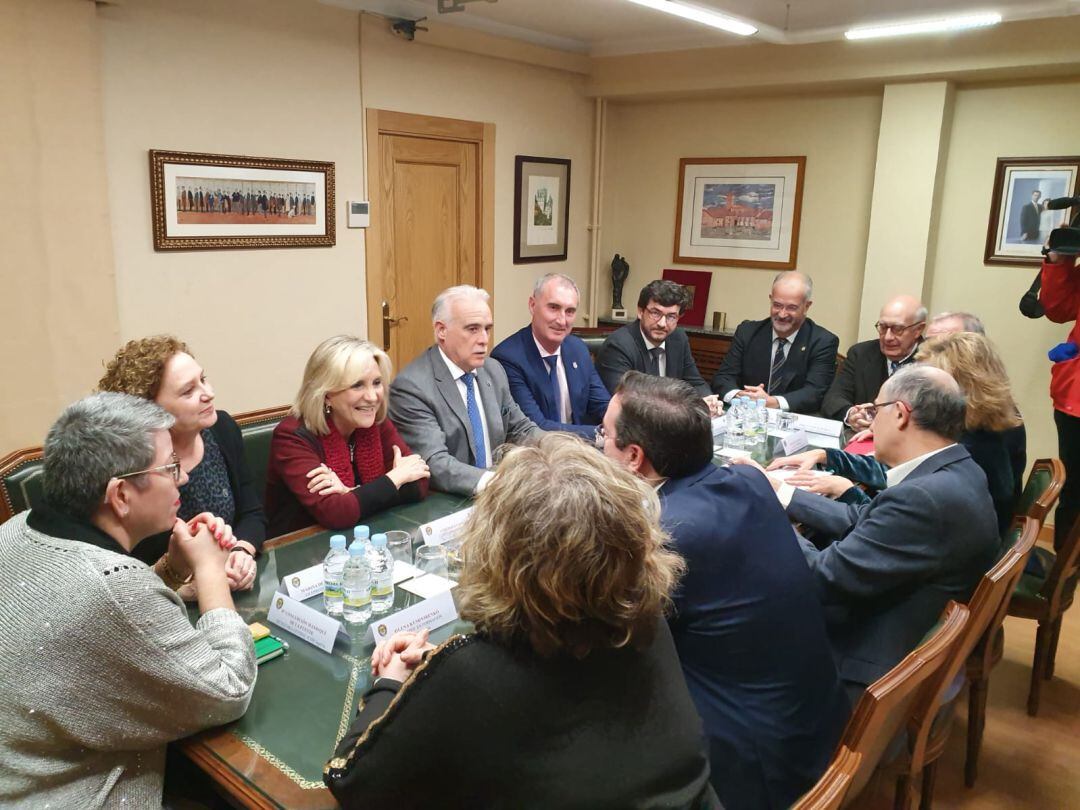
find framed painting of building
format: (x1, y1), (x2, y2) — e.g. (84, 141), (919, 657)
(514, 155), (570, 263)
(673, 156), (805, 269)
(149, 149), (335, 250)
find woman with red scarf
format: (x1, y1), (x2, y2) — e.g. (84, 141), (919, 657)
(266, 336), (430, 536)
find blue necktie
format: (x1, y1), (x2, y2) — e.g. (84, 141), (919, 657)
(462, 372), (487, 468)
(542, 356), (561, 421)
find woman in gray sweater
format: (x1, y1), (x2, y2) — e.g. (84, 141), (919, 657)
(0, 393), (256, 808)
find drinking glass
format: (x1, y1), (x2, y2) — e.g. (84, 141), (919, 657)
(414, 544), (449, 579)
(385, 530), (413, 566)
(445, 541), (464, 582)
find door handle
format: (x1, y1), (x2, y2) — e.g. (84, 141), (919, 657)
(380, 301), (408, 350)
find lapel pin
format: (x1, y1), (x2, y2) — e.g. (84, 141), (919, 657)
(572, 361), (578, 369)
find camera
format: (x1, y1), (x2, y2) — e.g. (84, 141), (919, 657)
(1041, 195), (1080, 258)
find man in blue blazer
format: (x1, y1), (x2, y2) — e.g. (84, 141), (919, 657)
(491, 274), (610, 441)
(772, 366), (1000, 699)
(602, 371), (848, 810)
(711, 272), (839, 414)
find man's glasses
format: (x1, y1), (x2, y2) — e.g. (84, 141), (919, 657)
(874, 320), (925, 337)
(594, 425), (608, 449)
(115, 452), (182, 484)
(644, 307), (680, 325)
(865, 400), (911, 421)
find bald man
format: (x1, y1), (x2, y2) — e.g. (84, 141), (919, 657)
(821, 295), (926, 428)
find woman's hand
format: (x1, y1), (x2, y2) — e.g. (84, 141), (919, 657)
(371, 629), (435, 681)
(170, 517), (231, 577)
(785, 471), (855, 499)
(306, 464), (352, 496)
(767, 448), (826, 472)
(385, 446), (431, 489)
(185, 512), (236, 551)
(225, 549), (257, 591)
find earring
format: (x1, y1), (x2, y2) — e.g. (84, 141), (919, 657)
(324, 402), (332, 415)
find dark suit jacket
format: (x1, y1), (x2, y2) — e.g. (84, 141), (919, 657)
(662, 463), (848, 810)
(596, 320), (709, 395)
(710, 317), (839, 414)
(787, 444), (1000, 690)
(490, 326), (610, 441)
(389, 347), (542, 496)
(821, 338), (891, 421)
(1020, 201), (1041, 239)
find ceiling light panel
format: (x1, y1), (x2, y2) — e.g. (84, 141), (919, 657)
(624, 0), (758, 36)
(845, 12), (1002, 40)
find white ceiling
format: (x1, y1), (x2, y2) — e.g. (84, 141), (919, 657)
(326, 0), (1080, 55)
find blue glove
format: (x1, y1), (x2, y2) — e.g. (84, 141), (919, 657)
(1048, 341), (1079, 363)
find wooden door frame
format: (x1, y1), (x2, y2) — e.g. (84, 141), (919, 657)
(364, 109), (495, 352)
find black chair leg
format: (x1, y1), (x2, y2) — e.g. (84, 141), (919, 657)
(894, 773), (914, 810)
(965, 677), (989, 788)
(1045, 616), (1063, 680)
(920, 760), (939, 810)
(1028, 622), (1050, 716)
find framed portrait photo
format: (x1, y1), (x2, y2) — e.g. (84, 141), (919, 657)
(514, 155), (570, 264)
(674, 156), (805, 269)
(149, 149), (335, 250)
(984, 156), (1080, 266)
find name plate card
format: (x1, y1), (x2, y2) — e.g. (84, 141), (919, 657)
(419, 507), (474, 546)
(782, 429), (810, 455)
(792, 414), (844, 437)
(365, 588), (458, 644)
(278, 563), (325, 601)
(267, 593), (347, 654)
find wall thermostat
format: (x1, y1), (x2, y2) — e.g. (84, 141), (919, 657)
(348, 201), (370, 228)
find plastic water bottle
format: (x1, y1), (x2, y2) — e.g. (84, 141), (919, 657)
(750, 399), (767, 443)
(353, 524), (370, 547)
(322, 534), (349, 616)
(342, 541), (372, 624)
(367, 533), (395, 615)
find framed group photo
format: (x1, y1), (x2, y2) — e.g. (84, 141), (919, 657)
(984, 155), (1080, 266)
(149, 149), (335, 250)
(674, 156), (805, 269)
(513, 155), (570, 264)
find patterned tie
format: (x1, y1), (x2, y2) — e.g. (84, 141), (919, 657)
(461, 372), (487, 468)
(543, 356), (561, 421)
(648, 347), (663, 376)
(768, 338), (788, 393)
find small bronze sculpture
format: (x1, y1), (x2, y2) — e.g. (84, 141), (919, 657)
(611, 253), (629, 310)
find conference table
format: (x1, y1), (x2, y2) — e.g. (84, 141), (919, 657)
(178, 431), (842, 809)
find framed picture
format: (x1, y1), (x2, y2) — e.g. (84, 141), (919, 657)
(514, 155), (570, 263)
(149, 149), (335, 250)
(984, 156), (1080, 266)
(662, 268), (712, 327)
(673, 156), (805, 269)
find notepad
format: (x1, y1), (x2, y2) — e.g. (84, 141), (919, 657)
(254, 634), (288, 665)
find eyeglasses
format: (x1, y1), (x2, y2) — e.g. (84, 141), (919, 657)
(874, 320), (925, 337)
(115, 453), (182, 484)
(644, 307), (680, 325)
(594, 425), (608, 449)
(769, 300), (804, 316)
(865, 400), (911, 421)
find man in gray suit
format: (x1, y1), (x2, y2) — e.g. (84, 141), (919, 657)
(390, 285), (543, 496)
(763, 366), (999, 700)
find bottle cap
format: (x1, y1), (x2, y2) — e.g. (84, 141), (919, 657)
(347, 541), (364, 556)
(371, 533), (388, 548)
(330, 534), (347, 550)
(353, 525), (370, 542)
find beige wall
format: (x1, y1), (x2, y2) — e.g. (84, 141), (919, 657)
(928, 78), (1080, 471)
(0, 0), (120, 451)
(599, 91), (882, 348)
(99, 0), (367, 416)
(359, 18), (596, 339)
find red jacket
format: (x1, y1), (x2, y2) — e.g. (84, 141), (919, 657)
(265, 415), (428, 537)
(1040, 255), (1080, 414)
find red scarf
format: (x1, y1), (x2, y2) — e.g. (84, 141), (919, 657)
(318, 421), (385, 488)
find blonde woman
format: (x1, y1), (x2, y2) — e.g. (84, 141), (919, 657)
(265, 336), (429, 535)
(325, 433), (716, 808)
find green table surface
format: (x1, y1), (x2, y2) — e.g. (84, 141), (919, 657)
(185, 491), (473, 799)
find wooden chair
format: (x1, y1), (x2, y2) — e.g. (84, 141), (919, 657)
(791, 746), (862, 810)
(819, 601), (969, 809)
(892, 517), (1039, 805)
(1015, 457), (1065, 529)
(1007, 511), (1080, 716)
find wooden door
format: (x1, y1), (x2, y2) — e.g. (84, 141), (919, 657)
(366, 110), (494, 372)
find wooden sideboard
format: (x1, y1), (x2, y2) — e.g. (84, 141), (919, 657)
(577, 319), (734, 382)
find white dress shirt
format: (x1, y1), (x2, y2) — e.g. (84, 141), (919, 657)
(533, 334), (571, 423)
(640, 328), (667, 377)
(438, 348), (494, 491)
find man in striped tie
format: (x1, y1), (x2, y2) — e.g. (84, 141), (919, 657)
(390, 285), (543, 497)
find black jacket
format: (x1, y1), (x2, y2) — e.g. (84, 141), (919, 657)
(822, 338), (902, 421)
(596, 320), (710, 396)
(710, 317), (839, 414)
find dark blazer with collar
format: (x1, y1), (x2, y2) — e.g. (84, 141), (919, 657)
(786, 444), (1000, 691)
(490, 326), (610, 441)
(595, 319), (710, 396)
(661, 462), (848, 810)
(710, 317), (839, 414)
(389, 346), (543, 496)
(821, 338), (893, 421)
